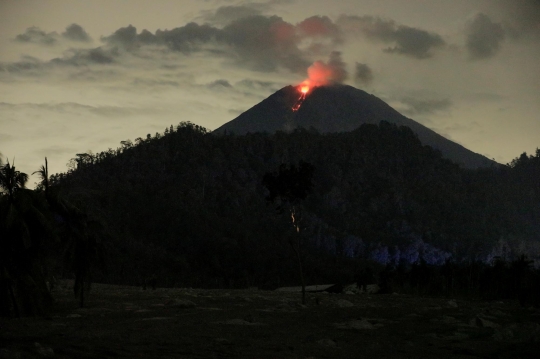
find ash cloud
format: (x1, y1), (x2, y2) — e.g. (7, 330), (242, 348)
(307, 51), (347, 85)
(14, 27), (58, 46)
(354, 63), (373, 85)
(337, 15), (445, 59)
(466, 13), (505, 60)
(62, 24), (92, 42)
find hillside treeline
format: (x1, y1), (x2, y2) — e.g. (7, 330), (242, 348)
(45, 121), (540, 289)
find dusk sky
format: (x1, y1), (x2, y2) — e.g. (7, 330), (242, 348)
(1, 0), (539, 185)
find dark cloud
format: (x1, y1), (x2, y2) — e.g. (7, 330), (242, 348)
(297, 15), (342, 42)
(494, 0), (540, 38)
(400, 97), (452, 115)
(51, 47), (119, 66)
(14, 26), (57, 45)
(0, 56), (42, 74)
(337, 15), (445, 59)
(466, 13), (505, 60)
(235, 79), (280, 91)
(100, 15), (348, 73)
(156, 23), (220, 52)
(102, 23), (220, 53)
(205, 5), (263, 25)
(208, 79), (232, 88)
(219, 15), (309, 72)
(354, 63), (373, 85)
(138, 29), (157, 44)
(132, 78), (180, 88)
(62, 24), (92, 42)
(102, 24), (138, 47)
(385, 25), (445, 58)
(338, 15), (395, 41)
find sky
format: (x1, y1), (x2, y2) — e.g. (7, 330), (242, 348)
(1, 0), (539, 186)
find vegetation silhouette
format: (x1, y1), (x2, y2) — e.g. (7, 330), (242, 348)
(263, 161), (315, 304)
(0, 157), (105, 316)
(2, 121), (540, 316)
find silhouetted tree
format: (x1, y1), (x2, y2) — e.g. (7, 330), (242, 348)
(0, 160), (54, 317)
(263, 161), (314, 304)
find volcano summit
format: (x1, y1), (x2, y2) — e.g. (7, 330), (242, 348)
(214, 84), (496, 169)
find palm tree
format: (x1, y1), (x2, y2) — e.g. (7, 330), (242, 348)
(33, 157), (49, 196)
(0, 159), (29, 204)
(0, 160), (54, 317)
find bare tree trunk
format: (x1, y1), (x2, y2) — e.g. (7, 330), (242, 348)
(289, 238), (306, 305)
(8, 283), (20, 318)
(80, 278), (84, 308)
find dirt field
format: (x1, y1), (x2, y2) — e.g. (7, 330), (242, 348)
(1, 280), (539, 358)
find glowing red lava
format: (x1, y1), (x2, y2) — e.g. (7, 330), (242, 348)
(292, 84), (311, 112)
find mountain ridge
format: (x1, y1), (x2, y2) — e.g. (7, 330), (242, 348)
(214, 84), (497, 169)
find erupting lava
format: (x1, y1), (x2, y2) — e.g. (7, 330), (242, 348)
(292, 83), (311, 112)
(291, 52), (345, 112)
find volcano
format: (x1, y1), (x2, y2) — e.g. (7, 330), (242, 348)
(214, 84), (497, 169)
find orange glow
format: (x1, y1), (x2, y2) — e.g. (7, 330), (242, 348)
(292, 82), (311, 112)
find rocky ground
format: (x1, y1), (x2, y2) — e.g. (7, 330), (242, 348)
(1, 280), (539, 358)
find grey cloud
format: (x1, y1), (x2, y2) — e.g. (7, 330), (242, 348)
(338, 15), (395, 41)
(228, 108), (244, 115)
(36, 145), (77, 156)
(0, 56), (42, 74)
(208, 79), (232, 88)
(51, 47), (119, 66)
(297, 15), (342, 43)
(138, 29), (157, 44)
(14, 26), (57, 45)
(204, 5), (263, 25)
(235, 79), (279, 91)
(1, 102), (151, 118)
(102, 23), (220, 53)
(385, 26), (445, 59)
(102, 15), (339, 73)
(219, 15), (309, 72)
(465, 92), (505, 102)
(354, 63), (373, 85)
(494, 0), (540, 38)
(132, 78), (179, 88)
(102, 24), (138, 47)
(400, 97), (452, 115)
(156, 23), (220, 52)
(466, 13), (505, 60)
(337, 15), (445, 59)
(326, 51), (348, 83)
(62, 24), (92, 42)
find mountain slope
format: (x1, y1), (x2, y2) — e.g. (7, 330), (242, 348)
(214, 84), (497, 169)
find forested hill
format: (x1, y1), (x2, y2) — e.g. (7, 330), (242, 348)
(50, 121), (540, 288)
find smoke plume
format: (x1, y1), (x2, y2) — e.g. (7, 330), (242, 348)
(307, 51), (348, 86)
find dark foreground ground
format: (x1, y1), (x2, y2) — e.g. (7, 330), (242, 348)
(1, 280), (539, 358)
